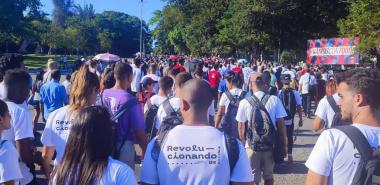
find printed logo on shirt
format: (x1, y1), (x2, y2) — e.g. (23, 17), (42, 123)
(165, 145), (221, 165)
(55, 119), (72, 131)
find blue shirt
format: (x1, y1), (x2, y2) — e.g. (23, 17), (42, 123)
(218, 79), (228, 93)
(40, 80), (68, 120)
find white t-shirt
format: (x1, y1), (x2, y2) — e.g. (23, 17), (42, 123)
(1, 101), (34, 185)
(141, 74), (160, 94)
(62, 80), (71, 95)
(0, 82), (5, 100)
(236, 91), (287, 130)
(0, 140), (23, 184)
(277, 89), (302, 125)
(140, 125), (253, 185)
(219, 88), (246, 114)
(282, 70), (296, 80)
(321, 73), (328, 81)
(144, 95), (168, 130)
(315, 93), (341, 128)
(52, 157), (137, 185)
(305, 124), (380, 185)
(299, 73), (317, 94)
(41, 106), (73, 166)
(131, 64), (143, 93)
(156, 98), (215, 129)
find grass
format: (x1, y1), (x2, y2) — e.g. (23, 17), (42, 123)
(23, 54), (78, 69)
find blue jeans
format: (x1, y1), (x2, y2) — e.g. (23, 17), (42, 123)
(302, 93), (311, 117)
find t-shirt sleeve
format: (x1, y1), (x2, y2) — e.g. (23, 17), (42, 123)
(116, 164), (138, 185)
(230, 139), (254, 182)
(41, 114), (55, 146)
(236, 100), (248, 123)
(130, 101), (145, 131)
(315, 99), (328, 125)
(14, 108), (34, 141)
(219, 93), (228, 107)
(0, 142), (23, 183)
(305, 130), (334, 176)
(61, 86), (68, 105)
(274, 97), (288, 119)
(140, 139), (159, 184)
(294, 91), (302, 106)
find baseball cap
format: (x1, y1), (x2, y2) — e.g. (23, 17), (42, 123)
(141, 77), (157, 87)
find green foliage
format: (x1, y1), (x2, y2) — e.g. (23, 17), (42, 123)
(152, 0), (349, 57)
(338, 0), (380, 58)
(0, 0), (151, 57)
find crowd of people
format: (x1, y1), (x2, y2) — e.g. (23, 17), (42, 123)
(0, 53), (379, 185)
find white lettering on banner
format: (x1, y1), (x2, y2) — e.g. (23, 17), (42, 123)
(310, 46), (356, 56)
(166, 145), (221, 165)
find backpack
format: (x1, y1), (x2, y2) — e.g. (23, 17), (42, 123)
(221, 91), (246, 138)
(108, 97), (139, 159)
(335, 126), (380, 185)
(144, 99), (160, 141)
(155, 98), (183, 137)
(246, 94), (276, 152)
(279, 88), (297, 121)
(326, 96), (343, 128)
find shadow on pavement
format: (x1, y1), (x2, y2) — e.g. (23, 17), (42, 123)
(274, 161), (308, 174)
(293, 144), (315, 148)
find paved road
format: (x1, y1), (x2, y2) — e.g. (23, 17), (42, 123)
(272, 115), (319, 185)
(32, 108), (319, 185)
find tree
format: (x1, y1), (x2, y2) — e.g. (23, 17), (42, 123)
(338, 0), (380, 64)
(0, 0), (42, 52)
(52, 0), (74, 27)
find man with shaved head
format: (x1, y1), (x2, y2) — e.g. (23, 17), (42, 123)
(141, 79), (254, 185)
(236, 72), (288, 185)
(156, 72), (216, 130)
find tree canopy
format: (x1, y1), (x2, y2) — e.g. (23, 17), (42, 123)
(0, 1), (151, 57)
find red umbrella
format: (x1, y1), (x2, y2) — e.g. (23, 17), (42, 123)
(93, 53), (120, 62)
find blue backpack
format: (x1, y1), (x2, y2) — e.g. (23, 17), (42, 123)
(221, 91), (246, 138)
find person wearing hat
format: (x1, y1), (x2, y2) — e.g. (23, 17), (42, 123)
(138, 77), (157, 111)
(278, 74), (303, 163)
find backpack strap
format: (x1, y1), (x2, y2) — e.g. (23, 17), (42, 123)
(151, 124), (175, 162)
(224, 91), (234, 102)
(335, 125), (373, 161)
(162, 98), (176, 116)
(225, 133), (239, 174)
(238, 91), (247, 100)
(327, 96), (339, 114)
(111, 98), (139, 121)
(99, 92), (104, 106)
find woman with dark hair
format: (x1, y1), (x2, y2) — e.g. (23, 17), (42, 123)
(214, 71), (245, 137)
(41, 65), (100, 181)
(52, 106), (137, 185)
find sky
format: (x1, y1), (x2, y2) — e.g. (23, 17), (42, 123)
(40, 0), (166, 22)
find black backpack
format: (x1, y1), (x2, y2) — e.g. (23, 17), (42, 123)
(221, 91), (246, 137)
(246, 94), (276, 152)
(144, 100), (160, 141)
(335, 126), (380, 185)
(279, 88), (297, 121)
(155, 98), (183, 137)
(326, 96), (343, 128)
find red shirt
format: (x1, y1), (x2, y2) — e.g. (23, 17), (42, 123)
(232, 66), (242, 74)
(208, 70), (221, 88)
(174, 64), (186, 73)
